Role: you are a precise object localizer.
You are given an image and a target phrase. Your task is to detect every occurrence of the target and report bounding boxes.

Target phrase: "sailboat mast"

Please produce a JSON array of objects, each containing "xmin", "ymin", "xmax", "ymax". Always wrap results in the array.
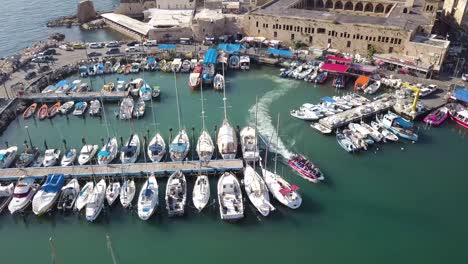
[
  {"xmin": 100, "ymin": 93, "xmax": 110, "ymax": 139},
  {"xmin": 200, "ymin": 75, "xmax": 206, "ymax": 131},
  {"xmin": 174, "ymin": 71, "xmax": 182, "ymax": 131},
  {"xmin": 222, "ymin": 62, "xmax": 227, "ymax": 121},
  {"xmin": 253, "ymin": 96, "xmax": 258, "ymax": 171},
  {"xmin": 274, "ymin": 114, "xmax": 280, "ymax": 175}
]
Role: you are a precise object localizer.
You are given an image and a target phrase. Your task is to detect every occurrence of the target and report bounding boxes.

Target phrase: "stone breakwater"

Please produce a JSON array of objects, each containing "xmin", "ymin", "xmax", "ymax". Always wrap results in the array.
[{"xmin": 47, "ymin": 16, "xmax": 80, "ymax": 28}]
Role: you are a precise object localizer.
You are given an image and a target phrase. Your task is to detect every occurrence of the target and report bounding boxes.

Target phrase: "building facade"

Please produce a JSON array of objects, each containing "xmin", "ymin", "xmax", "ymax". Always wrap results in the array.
[{"xmin": 443, "ymin": 0, "xmax": 468, "ymax": 28}]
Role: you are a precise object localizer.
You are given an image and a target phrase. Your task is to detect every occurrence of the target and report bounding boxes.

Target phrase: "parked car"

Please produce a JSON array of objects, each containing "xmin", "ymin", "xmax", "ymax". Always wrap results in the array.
[
  {"xmin": 32, "ymin": 55, "xmax": 53, "ymax": 63},
  {"xmin": 38, "ymin": 65, "xmax": 51, "ymax": 73},
  {"xmin": 42, "ymin": 48, "xmax": 56, "ymax": 55},
  {"xmin": 125, "ymin": 46, "xmax": 141, "ymax": 53},
  {"xmin": 88, "ymin": 42, "xmax": 101, "ymax": 49},
  {"xmin": 462, "ymin": 73, "xmax": 468, "ymax": 82},
  {"xmin": 72, "ymin": 43, "xmax": 87, "ymax": 49},
  {"xmin": 127, "ymin": 41, "xmax": 139, "ymax": 46},
  {"xmin": 143, "ymin": 40, "xmax": 157, "ymax": 47},
  {"xmin": 25, "ymin": 71, "xmax": 37, "ymax": 80},
  {"xmin": 106, "ymin": 41, "xmax": 120, "ymax": 48},
  {"xmin": 88, "ymin": 52, "xmax": 101, "ymax": 57},
  {"xmin": 106, "ymin": 48, "xmax": 121, "ymax": 54}
]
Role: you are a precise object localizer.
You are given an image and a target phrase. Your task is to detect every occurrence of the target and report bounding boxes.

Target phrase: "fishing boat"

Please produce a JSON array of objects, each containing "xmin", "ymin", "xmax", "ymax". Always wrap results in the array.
[
  {"xmin": 311, "ymin": 123, "xmax": 332, "ymax": 134},
  {"xmin": 23, "ymin": 103, "xmax": 37, "ymax": 119},
  {"xmin": 106, "ymin": 181, "xmax": 121, "ymax": 206},
  {"xmin": 240, "ymin": 126, "xmax": 260, "ymax": 162},
  {"xmin": 423, "ymin": 107, "xmax": 449, "ymax": 126},
  {"xmin": 0, "ymin": 146, "xmax": 17, "ymax": 168},
  {"xmin": 42, "ymin": 149, "xmax": 61, "ymax": 167},
  {"xmin": 79, "ymin": 65, "xmax": 88, "ymax": 77},
  {"xmin": 239, "ymin": 56, "xmax": 250, "ymax": 70},
  {"xmin": 229, "ymin": 55, "xmax": 240, "ymax": 69},
  {"xmin": 37, "ymin": 104, "xmax": 48, "ymax": 120},
  {"xmin": 32, "ymin": 174, "xmax": 65, "ymax": 215},
  {"xmin": 124, "ymin": 64, "xmax": 132, "ymax": 74},
  {"xmin": 78, "ymin": 144, "xmax": 98, "ymax": 165},
  {"xmin": 370, "ymin": 121, "xmax": 399, "ymax": 142},
  {"xmin": 46, "ymin": 102, "xmax": 60, "ymax": 119},
  {"xmin": 137, "ymin": 174, "xmax": 158, "ymax": 220},
  {"xmin": 120, "ymin": 134, "xmax": 140, "ymax": 164},
  {"xmin": 0, "ymin": 183, "xmax": 14, "ymax": 213},
  {"xmin": 377, "ymin": 112, "xmax": 418, "ymax": 141},
  {"xmin": 60, "ymin": 148, "xmax": 77, "ymax": 166},
  {"xmin": 165, "ymin": 171, "xmax": 186, "ymax": 217},
  {"xmin": 8, "ymin": 176, "xmax": 39, "ymax": 214},
  {"xmin": 101, "ymin": 82, "xmax": 115, "ymax": 93},
  {"xmin": 112, "ymin": 62, "xmax": 121, "ymax": 73},
  {"xmin": 192, "ymin": 175, "xmax": 210, "ymax": 212},
  {"xmin": 97, "ymin": 137, "xmax": 118, "ymax": 165},
  {"xmin": 213, "ymin": 74, "xmax": 224, "ymax": 91},
  {"xmin": 129, "ymin": 78, "xmax": 144, "ymax": 96},
  {"xmin": 75, "ymin": 181, "xmax": 93, "ymax": 211},
  {"xmin": 57, "ymin": 179, "xmax": 80, "ymax": 211},
  {"xmin": 139, "ymin": 83, "xmax": 152, "ymax": 101},
  {"xmin": 87, "ymin": 64, "xmax": 96, "ymax": 76},
  {"xmin": 360, "ymin": 121, "xmax": 384, "ymax": 142},
  {"xmin": 16, "ymin": 147, "xmax": 39, "ymax": 168},
  {"xmin": 189, "ymin": 72, "xmax": 201, "ymax": 90},
  {"xmin": 120, "ymin": 178, "xmax": 135, "ymax": 208},
  {"xmin": 86, "ymin": 179, "xmax": 106, "ymax": 222},
  {"xmin": 72, "ymin": 102, "xmax": 87, "ymax": 116},
  {"xmin": 449, "ymin": 108, "xmax": 468, "ymax": 128},
  {"xmin": 116, "ymin": 80, "xmax": 128, "ymax": 92},
  {"xmin": 181, "ymin": 59, "xmax": 191, "ymax": 73},
  {"xmin": 218, "ymin": 172, "xmax": 244, "ymax": 220},
  {"xmin": 315, "ymin": 71, "xmax": 328, "ymax": 84},
  {"xmin": 119, "ymin": 97, "xmax": 134, "ymax": 120},
  {"xmin": 148, "ymin": 133, "xmax": 166, "ymax": 163},
  {"xmin": 88, "ymin": 99, "xmax": 101, "ymax": 116},
  {"xmin": 244, "ymin": 165, "xmax": 274, "ymax": 216},
  {"xmin": 132, "ymin": 98, "xmax": 145, "ymax": 118},
  {"xmin": 364, "ymin": 81, "xmax": 381, "ymax": 94},
  {"xmin": 58, "ymin": 101, "xmax": 74, "ymax": 114},
  {"xmin": 54, "ymin": 80, "xmax": 70, "ymax": 93},
  {"xmin": 343, "ymin": 129, "xmax": 367, "ymax": 150},
  {"xmin": 288, "ymin": 154, "xmax": 324, "ymax": 183},
  {"xmin": 42, "ymin": 85, "xmax": 58, "ymax": 94},
  {"xmin": 172, "ymin": 58, "xmax": 182, "ymax": 72}
]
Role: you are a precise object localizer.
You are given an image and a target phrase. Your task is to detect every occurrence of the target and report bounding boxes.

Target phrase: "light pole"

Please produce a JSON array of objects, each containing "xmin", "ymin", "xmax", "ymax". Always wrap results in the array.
[{"xmin": 25, "ymin": 125, "xmax": 33, "ymax": 147}]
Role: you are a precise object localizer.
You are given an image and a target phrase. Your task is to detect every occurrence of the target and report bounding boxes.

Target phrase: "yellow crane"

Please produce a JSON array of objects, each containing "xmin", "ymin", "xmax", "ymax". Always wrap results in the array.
[{"xmin": 401, "ymin": 82, "xmax": 420, "ymax": 114}]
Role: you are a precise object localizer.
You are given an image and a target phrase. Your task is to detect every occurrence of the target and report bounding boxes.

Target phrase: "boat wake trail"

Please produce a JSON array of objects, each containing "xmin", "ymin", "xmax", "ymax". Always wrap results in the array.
[{"xmin": 248, "ymin": 76, "xmax": 297, "ymax": 160}]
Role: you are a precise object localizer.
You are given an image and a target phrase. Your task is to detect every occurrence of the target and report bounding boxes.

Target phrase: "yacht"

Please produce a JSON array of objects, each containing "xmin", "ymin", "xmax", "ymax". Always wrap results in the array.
[
  {"xmin": 165, "ymin": 171, "xmax": 186, "ymax": 217},
  {"xmin": 0, "ymin": 146, "xmax": 17, "ymax": 168},
  {"xmin": 42, "ymin": 149, "xmax": 61, "ymax": 167},
  {"xmin": 32, "ymin": 174, "xmax": 65, "ymax": 215},
  {"xmin": 192, "ymin": 175, "xmax": 210, "ymax": 212},
  {"xmin": 75, "ymin": 181, "xmax": 94, "ymax": 211},
  {"xmin": 120, "ymin": 134, "xmax": 140, "ymax": 164},
  {"xmin": 148, "ymin": 133, "xmax": 166, "ymax": 162},
  {"xmin": 85, "ymin": 179, "xmax": 106, "ymax": 222},
  {"xmin": 244, "ymin": 165, "xmax": 274, "ymax": 216},
  {"xmin": 137, "ymin": 174, "xmax": 158, "ymax": 220},
  {"xmin": 120, "ymin": 178, "xmax": 136, "ymax": 208},
  {"xmin": 60, "ymin": 148, "xmax": 77, "ymax": 166},
  {"xmin": 106, "ymin": 181, "xmax": 121, "ymax": 206},
  {"xmin": 57, "ymin": 179, "xmax": 80, "ymax": 211},
  {"xmin": 97, "ymin": 137, "xmax": 118, "ymax": 165},
  {"xmin": 8, "ymin": 176, "xmax": 40, "ymax": 214},
  {"xmin": 217, "ymin": 172, "xmax": 244, "ymax": 220},
  {"xmin": 78, "ymin": 144, "xmax": 98, "ymax": 165}
]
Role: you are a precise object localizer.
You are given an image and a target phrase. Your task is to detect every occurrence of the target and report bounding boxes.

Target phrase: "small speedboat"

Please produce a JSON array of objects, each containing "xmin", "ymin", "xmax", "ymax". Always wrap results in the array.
[
  {"xmin": 311, "ymin": 123, "xmax": 332, "ymax": 134},
  {"xmin": 43, "ymin": 149, "xmax": 60, "ymax": 167},
  {"xmin": 32, "ymin": 174, "xmax": 65, "ymax": 215},
  {"xmin": 119, "ymin": 97, "xmax": 134, "ymax": 120},
  {"xmin": 138, "ymin": 174, "xmax": 158, "ymax": 220},
  {"xmin": 60, "ymin": 148, "xmax": 77, "ymax": 166},
  {"xmin": 37, "ymin": 104, "xmax": 48, "ymax": 120},
  {"xmin": 0, "ymin": 183, "xmax": 14, "ymax": 213},
  {"xmin": 86, "ymin": 179, "xmax": 106, "ymax": 222},
  {"xmin": 78, "ymin": 144, "xmax": 98, "ymax": 165},
  {"xmin": 88, "ymin": 99, "xmax": 101, "ymax": 116},
  {"xmin": 139, "ymin": 83, "xmax": 152, "ymax": 101},
  {"xmin": 165, "ymin": 171, "xmax": 186, "ymax": 217},
  {"xmin": 75, "ymin": 181, "xmax": 94, "ymax": 211},
  {"xmin": 106, "ymin": 181, "xmax": 121, "ymax": 206},
  {"xmin": 132, "ymin": 98, "xmax": 145, "ymax": 118},
  {"xmin": 240, "ymin": 126, "xmax": 260, "ymax": 162},
  {"xmin": 288, "ymin": 154, "xmax": 324, "ymax": 183},
  {"xmin": 218, "ymin": 172, "xmax": 244, "ymax": 220},
  {"xmin": 213, "ymin": 74, "xmax": 224, "ymax": 91},
  {"xmin": 120, "ymin": 134, "xmax": 140, "ymax": 164},
  {"xmin": 244, "ymin": 165, "xmax": 274, "ymax": 217},
  {"xmin": 120, "ymin": 178, "xmax": 135, "ymax": 208},
  {"xmin": 59, "ymin": 101, "xmax": 74, "ymax": 115},
  {"xmin": 423, "ymin": 107, "xmax": 448, "ymax": 126},
  {"xmin": 0, "ymin": 146, "xmax": 18, "ymax": 169},
  {"xmin": 23, "ymin": 103, "xmax": 37, "ymax": 119},
  {"xmin": 192, "ymin": 175, "xmax": 210, "ymax": 212},
  {"xmin": 73, "ymin": 102, "xmax": 88, "ymax": 116},
  {"xmin": 148, "ymin": 133, "xmax": 166, "ymax": 162},
  {"xmin": 8, "ymin": 176, "xmax": 40, "ymax": 214},
  {"xmin": 97, "ymin": 137, "xmax": 118, "ymax": 165},
  {"xmin": 47, "ymin": 102, "xmax": 61, "ymax": 118},
  {"xmin": 54, "ymin": 80, "xmax": 70, "ymax": 93},
  {"xmin": 57, "ymin": 179, "xmax": 80, "ymax": 211},
  {"xmin": 364, "ymin": 81, "xmax": 381, "ymax": 94}
]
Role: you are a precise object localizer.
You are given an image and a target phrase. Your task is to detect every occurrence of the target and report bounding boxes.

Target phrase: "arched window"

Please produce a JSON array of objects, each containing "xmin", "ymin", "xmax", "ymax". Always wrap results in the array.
[
  {"xmin": 316, "ymin": 0, "xmax": 324, "ymax": 8},
  {"xmin": 375, "ymin": 3, "xmax": 384, "ymax": 13},
  {"xmin": 385, "ymin": 5, "xmax": 392, "ymax": 13},
  {"xmin": 355, "ymin": 2, "xmax": 363, "ymax": 11},
  {"xmin": 325, "ymin": 0, "xmax": 333, "ymax": 8},
  {"xmin": 335, "ymin": 1, "xmax": 343, "ymax": 9},
  {"xmin": 403, "ymin": 7, "xmax": 408, "ymax": 14},
  {"xmin": 364, "ymin": 3, "xmax": 373, "ymax": 12},
  {"xmin": 344, "ymin": 1, "xmax": 353, "ymax": 10}
]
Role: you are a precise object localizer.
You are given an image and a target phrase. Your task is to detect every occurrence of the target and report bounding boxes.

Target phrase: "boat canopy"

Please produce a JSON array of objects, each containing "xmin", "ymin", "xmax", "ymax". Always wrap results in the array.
[
  {"xmin": 98, "ymin": 150, "xmax": 111, "ymax": 157},
  {"xmin": 394, "ymin": 117, "xmax": 413, "ymax": 128},
  {"xmin": 55, "ymin": 80, "xmax": 69, "ymax": 87},
  {"xmin": 267, "ymin": 48, "xmax": 292, "ymax": 57},
  {"xmin": 217, "ymin": 44, "xmax": 245, "ymax": 54},
  {"xmin": 326, "ymin": 55, "xmax": 352, "ymax": 64},
  {"xmin": 451, "ymin": 88, "xmax": 468, "ymax": 103},
  {"xmin": 75, "ymin": 102, "xmax": 85, "ymax": 107},
  {"xmin": 122, "ymin": 146, "xmax": 137, "ymax": 153},
  {"xmin": 320, "ymin": 63, "xmax": 349, "ymax": 73},
  {"xmin": 158, "ymin": 44, "xmax": 176, "ymax": 50},
  {"xmin": 140, "ymin": 86, "xmax": 152, "ymax": 92},
  {"xmin": 321, "ymin": 96, "xmax": 335, "ymax": 103},
  {"xmin": 0, "ymin": 154, "xmax": 5, "ymax": 161},
  {"xmin": 147, "ymin": 57, "xmax": 156, "ymax": 63},
  {"xmin": 149, "ymin": 144, "xmax": 163, "ymax": 153},
  {"xmin": 203, "ymin": 49, "xmax": 218, "ymax": 65},
  {"xmin": 42, "ymin": 174, "xmax": 65, "ymax": 193},
  {"xmin": 169, "ymin": 143, "xmax": 188, "ymax": 153}
]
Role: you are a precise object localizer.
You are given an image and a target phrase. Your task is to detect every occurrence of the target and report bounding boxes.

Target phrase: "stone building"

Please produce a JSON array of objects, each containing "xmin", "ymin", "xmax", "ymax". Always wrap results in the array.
[
  {"xmin": 115, "ymin": 0, "xmax": 196, "ymax": 17},
  {"xmin": 442, "ymin": 0, "xmax": 468, "ymax": 28}
]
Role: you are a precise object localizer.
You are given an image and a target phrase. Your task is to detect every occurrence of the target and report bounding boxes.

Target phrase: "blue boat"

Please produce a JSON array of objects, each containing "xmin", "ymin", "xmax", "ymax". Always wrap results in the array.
[
  {"xmin": 79, "ymin": 65, "xmax": 87, "ymax": 77},
  {"xmin": 87, "ymin": 64, "xmax": 95, "ymax": 76},
  {"xmin": 378, "ymin": 112, "xmax": 418, "ymax": 141},
  {"xmin": 97, "ymin": 63, "xmax": 104, "ymax": 75},
  {"xmin": 32, "ymin": 174, "xmax": 65, "ymax": 215},
  {"xmin": 202, "ymin": 49, "xmax": 217, "ymax": 84}
]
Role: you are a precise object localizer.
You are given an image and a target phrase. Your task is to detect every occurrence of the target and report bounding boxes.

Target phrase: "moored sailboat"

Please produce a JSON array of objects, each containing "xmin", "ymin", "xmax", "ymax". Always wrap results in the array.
[
  {"xmin": 192, "ymin": 175, "xmax": 210, "ymax": 212},
  {"xmin": 137, "ymin": 174, "xmax": 158, "ymax": 220},
  {"xmin": 244, "ymin": 165, "xmax": 274, "ymax": 216}
]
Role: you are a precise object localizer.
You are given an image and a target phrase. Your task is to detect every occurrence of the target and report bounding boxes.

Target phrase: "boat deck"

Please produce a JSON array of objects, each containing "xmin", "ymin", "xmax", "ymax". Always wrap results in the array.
[
  {"xmin": 20, "ymin": 91, "xmax": 129, "ymax": 103},
  {"xmin": 0, "ymin": 159, "xmax": 244, "ymax": 181}
]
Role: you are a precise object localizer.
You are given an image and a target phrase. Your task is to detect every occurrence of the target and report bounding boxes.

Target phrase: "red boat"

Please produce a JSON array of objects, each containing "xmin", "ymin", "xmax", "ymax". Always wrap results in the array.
[
  {"xmin": 48, "ymin": 102, "xmax": 61, "ymax": 118},
  {"xmin": 37, "ymin": 104, "xmax": 48, "ymax": 120},
  {"xmin": 423, "ymin": 107, "xmax": 448, "ymax": 126},
  {"xmin": 23, "ymin": 103, "xmax": 37, "ymax": 119},
  {"xmin": 449, "ymin": 109, "xmax": 468, "ymax": 128},
  {"xmin": 287, "ymin": 154, "xmax": 324, "ymax": 183},
  {"xmin": 193, "ymin": 64, "xmax": 202, "ymax": 73},
  {"xmin": 189, "ymin": 64, "xmax": 202, "ymax": 90}
]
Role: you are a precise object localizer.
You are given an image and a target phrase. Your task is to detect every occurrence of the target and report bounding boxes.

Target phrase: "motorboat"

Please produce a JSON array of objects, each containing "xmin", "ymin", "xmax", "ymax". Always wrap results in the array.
[
  {"xmin": 311, "ymin": 123, "xmax": 332, "ymax": 134},
  {"xmin": 79, "ymin": 65, "xmax": 87, "ymax": 77},
  {"xmin": 23, "ymin": 103, "xmax": 37, "ymax": 119},
  {"xmin": 288, "ymin": 154, "xmax": 324, "ymax": 183},
  {"xmin": 32, "ymin": 174, "xmax": 65, "ymax": 215},
  {"xmin": 120, "ymin": 178, "xmax": 135, "ymax": 208},
  {"xmin": 70, "ymin": 80, "xmax": 82, "ymax": 92},
  {"xmin": 336, "ymin": 130, "xmax": 357, "ymax": 152},
  {"xmin": 115, "ymin": 80, "xmax": 128, "ymax": 92},
  {"xmin": 59, "ymin": 101, "xmax": 74, "ymax": 114},
  {"xmin": 377, "ymin": 112, "xmax": 418, "ymax": 141},
  {"xmin": 152, "ymin": 87, "xmax": 160, "ymax": 98},
  {"xmin": 172, "ymin": 58, "xmax": 182, "ymax": 72},
  {"xmin": 58, "ymin": 148, "xmax": 76, "ymax": 167},
  {"xmin": 42, "ymin": 85, "xmax": 57, "ymax": 94},
  {"xmin": 16, "ymin": 147, "xmax": 39, "ymax": 168},
  {"xmin": 146, "ymin": 57, "xmax": 157, "ymax": 71},
  {"xmin": 244, "ymin": 165, "xmax": 274, "ymax": 216},
  {"xmin": 332, "ymin": 74, "xmax": 345, "ymax": 89},
  {"xmin": 86, "ymin": 179, "xmax": 106, "ymax": 222},
  {"xmin": 189, "ymin": 72, "xmax": 201, "ymax": 90},
  {"xmin": 97, "ymin": 137, "xmax": 118, "ymax": 165},
  {"xmin": 370, "ymin": 121, "xmax": 399, "ymax": 142},
  {"xmin": 124, "ymin": 64, "xmax": 132, "ymax": 74},
  {"xmin": 139, "ymin": 83, "xmax": 153, "ymax": 101},
  {"xmin": 202, "ymin": 63, "xmax": 215, "ymax": 84},
  {"xmin": 360, "ymin": 121, "xmax": 384, "ymax": 142},
  {"xmin": 57, "ymin": 179, "xmax": 80, "ymax": 211},
  {"xmin": 119, "ymin": 97, "xmax": 134, "ymax": 120},
  {"xmin": 290, "ymin": 108, "xmax": 323, "ymax": 121},
  {"xmin": 196, "ymin": 130, "xmax": 214, "ymax": 162},
  {"xmin": 348, "ymin": 123, "xmax": 376, "ymax": 144},
  {"xmin": 96, "ymin": 63, "xmax": 104, "ymax": 75},
  {"xmin": 88, "ymin": 99, "xmax": 101, "ymax": 116},
  {"xmin": 218, "ymin": 172, "xmax": 244, "ymax": 220},
  {"xmin": 120, "ymin": 134, "xmax": 140, "ymax": 164},
  {"xmin": 240, "ymin": 126, "xmax": 260, "ymax": 162},
  {"xmin": 181, "ymin": 59, "xmax": 191, "ymax": 73},
  {"xmin": 449, "ymin": 108, "xmax": 468, "ymax": 128},
  {"xmin": 165, "ymin": 171, "xmax": 186, "ymax": 217},
  {"xmin": 365, "ymin": 81, "xmax": 381, "ymax": 94},
  {"xmin": 239, "ymin": 56, "xmax": 250, "ymax": 70},
  {"xmin": 104, "ymin": 61, "xmax": 113, "ymax": 74},
  {"xmin": 169, "ymin": 130, "xmax": 190, "ymax": 161},
  {"xmin": 423, "ymin": 107, "xmax": 449, "ymax": 126},
  {"xmin": 217, "ymin": 120, "xmax": 238, "ymax": 159},
  {"xmin": 343, "ymin": 129, "xmax": 368, "ymax": 150},
  {"xmin": 192, "ymin": 175, "xmax": 210, "ymax": 212},
  {"xmin": 54, "ymin": 80, "xmax": 70, "ymax": 93},
  {"xmin": 190, "ymin": 59, "xmax": 198, "ymax": 70},
  {"xmin": 128, "ymin": 78, "xmax": 144, "ymax": 96},
  {"xmin": 213, "ymin": 74, "xmax": 224, "ymax": 91},
  {"xmin": 8, "ymin": 176, "xmax": 39, "ymax": 214},
  {"xmin": 148, "ymin": 133, "xmax": 166, "ymax": 162},
  {"xmin": 75, "ymin": 181, "xmax": 93, "ymax": 211},
  {"xmin": 101, "ymin": 83, "xmax": 114, "ymax": 93},
  {"xmin": 112, "ymin": 62, "xmax": 121, "ymax": 73},
  {"xmin": 37, "ymin": 104, "xmax": 48, "ymax": 120},
  {"xmin": 229, "ymin": 55, "xmax": 240, "ymax": 69},
  {"xmin": 78, "ymin": 144, "xmax": 98, "ymax": 165},
  {"xmin": 137, "ymin": 174, "xmax": 158, "ymax": 220},
  {"xmin": 130, "ymin": 62, "xmax": 140, "ymax": 73},
  {"xmin": 315, "ymin": 71, "xmax": 328, "ymax": 84},
  {"xmin": 47, "ymin": 102, "xmax": 60, "ymax": 118},
  {"xmin": 106, "ymin": 181, "xmax": 121, "ymax": 206},
  {"xmin": 87, "ymin": 64, "xmax": 96, "ymax": 76},
  {"xmin": 0, "ymin": 183, "xmax": 14, "ymax": 213},
  {"xmin": 43, "ymin": 149, "xmax": 61, "ymax": 167},
  {"xmin": 0, "ymin": 146, "xmax": 18, "ymax": 168},
  {"xmin": 132, "ymin": 98, "xmax": 145, "ymax": 118},
  {"xmin": 72, "ymin": 102, "xmax": 88, "ymax": 116}
]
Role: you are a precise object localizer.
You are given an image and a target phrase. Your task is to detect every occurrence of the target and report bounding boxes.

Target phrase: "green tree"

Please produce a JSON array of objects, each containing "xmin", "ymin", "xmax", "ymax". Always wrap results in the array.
[{"xmin": 367, "ymin": 44, "xmax": 376, "ymax": 58}]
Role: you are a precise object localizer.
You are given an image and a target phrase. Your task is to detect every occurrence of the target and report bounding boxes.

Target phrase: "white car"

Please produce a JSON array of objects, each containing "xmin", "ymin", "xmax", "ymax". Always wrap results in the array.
[
  {"xmin": 125, "ymin": 46, "xmax": 141, "ymax": 53},
  {"xmin": 462, "ymin": 73, "xmax": 468, "ymax": 82},
  {"xmin": 106, "ymin": 41, "xmax": 120, "ymax": 48},
  {"xmin": 59, "ymin": 45, "xmax": 73, "ymax": 51},
  {"xmin": 88, "ymin": 42, "xmax": 101, "ymax": 49},
  {"xmin": 143, "ymin": 40, "xmax": 157, "ymax": 47}
]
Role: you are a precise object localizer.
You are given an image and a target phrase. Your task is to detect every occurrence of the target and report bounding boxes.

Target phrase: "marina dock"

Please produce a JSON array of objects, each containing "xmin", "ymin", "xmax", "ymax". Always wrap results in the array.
[
  {"xmin": 21, "ymin": 91, "xmax": 129, "ymax": 103},
  {"xmin": 0, "ymin": 159, "xmax": 244, "ymax": 181}
]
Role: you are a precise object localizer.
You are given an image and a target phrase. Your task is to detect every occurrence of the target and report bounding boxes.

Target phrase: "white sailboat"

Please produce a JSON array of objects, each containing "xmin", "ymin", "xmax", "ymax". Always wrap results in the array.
[
  {"xmin": 192, "ymin": 175, "xmax": 210, "ymax": 212},
  {"xmin": 217, "ymin": 172, "xmax": 244, "ymax": 220},
  {"xmin": 106, "ymin": 181, "xmax": 121, "ymax": 206},
  {"xmin": 75, "ymin": 181, "xmax": 94, "ymax": 211},
  {"xmin": 8, "ymin": 176, "xmax": 40, "ymax": 214},
  {"xmin": 137, "ymin": 174, "xmax": 158, "ymax": 220},
  {"xmin": 86, "ymin": 179, "xmax": 106, "ymax": 222},
  {"xmin": 196, "ymin": 79, "xmax": 214, "ymax": 162},
  {"xmin": 244, "ymin": 165, "xmax": 274, "ymax": 216},
  {"xmin": 217, "ymin": 63, "xmax": 238, "ymax": 159},
  {"xmin": 148, "ymin": 133, "xmax": 166, "ymax": 162},
  {"xmin": 120, "ymin": 178, "xmax": 136, "ymax": 208},
  {"xmin": 60, "ymin": 148, "xmax": 77, "ymax": 166},
  {"xmin": 169, "ymin": 72, "xmax": 190, "ymax": 161},
  {"xmin": 120, "ymin": 134, "xmax": 140, "ymax": 164},
  {"xmin": 165, "ymin": 170, "xmax": 186, "ymax": 217},
  {"xmin": 97, "ymin": 138, "xmax": 118, "ymax": 165},
  {"xmin": 78, "ymin": 144, "xmax": 98, "ymax": 165}
]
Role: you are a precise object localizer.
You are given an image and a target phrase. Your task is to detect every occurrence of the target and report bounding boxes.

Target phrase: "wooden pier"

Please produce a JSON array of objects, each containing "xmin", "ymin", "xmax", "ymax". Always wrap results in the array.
[
  {"xmin": 20, "ymin": 91, "xmax": 129, "ymax": 103},
  {"xmin": 0, "ymin": 159, "xmax": 244, "ymax": 181}
]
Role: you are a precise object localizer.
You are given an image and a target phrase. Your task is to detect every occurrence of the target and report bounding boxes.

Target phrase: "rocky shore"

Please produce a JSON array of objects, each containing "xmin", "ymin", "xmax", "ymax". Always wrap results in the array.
[{"xmin": 47, "ymin": 16, "xmax": 80, "ymax": 28}]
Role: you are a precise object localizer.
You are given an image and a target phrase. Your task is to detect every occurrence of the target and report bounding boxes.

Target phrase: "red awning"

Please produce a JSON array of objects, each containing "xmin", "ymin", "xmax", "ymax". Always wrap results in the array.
[
  {"xmin": 326, "ymin": 55, "xmax": 352, "ymax": 64},
  {"xmin": 320, "ymin": 63, "xmax": 349, "ymax": 73}
]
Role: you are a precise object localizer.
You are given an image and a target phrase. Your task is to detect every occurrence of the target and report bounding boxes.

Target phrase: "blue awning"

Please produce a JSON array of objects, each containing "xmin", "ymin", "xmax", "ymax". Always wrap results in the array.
[
  {"xmin": 98, "ymin": 150, "xmax": 110, "ymax": 157},
  {"xmin": 321, "ymin": 96, "xmax": 335, "ymax": 103},
  {"xmin": 158, "ymin": 44, "xmax": 176, "ymax": 50},
  {"xmin": 217, "ymin": 44, "xmax": 245, "ymax": 54},
  {"xmin": 147, "ymin": 57, "xmax": 156, "ymax": 63},
  {"xmin": 452, "ymin": 88, "xmax": 468, "ymax": 103},
  {"xmin": 56, "ymin": 80, "xmax": 69, "ymax": 87},
  {"xmin": 169, "ymin": 143, "xmax": 188, "ymax": 153},
  {"xmin": 267, "ymin": 48, "xmax": 292, "ymax": 57},
  {"xmin": 203, "ymin": 49, "xmax": 218, "ymax": 65}
]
